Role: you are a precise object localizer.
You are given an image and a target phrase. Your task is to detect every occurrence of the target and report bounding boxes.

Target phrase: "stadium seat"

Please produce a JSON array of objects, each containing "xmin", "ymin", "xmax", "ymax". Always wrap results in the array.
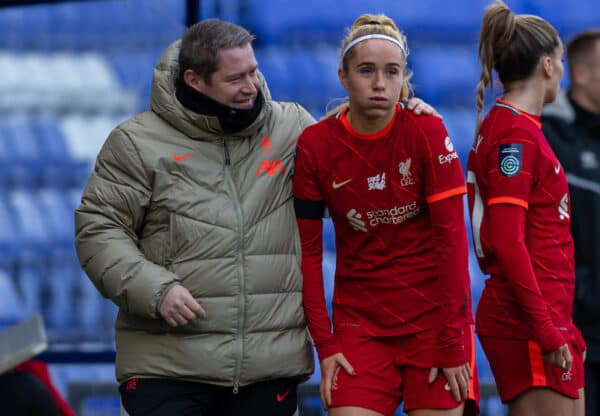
[
  {"xmin": 46, "ymin": 260, "xmax": 78, "ymax": 332},
  {"xmin": 0, "ymin": 269, "xmax": 26, "ymax": 328},
  {"xmin": 0, "ymin": 116, "xmax": 44, "ymax": 189},
  {"xmin": 410, "ymin": 47, "xmax": 480, "ymax": 107},
  {"xmin": 527, "ymin": 0, "xmax": 600, "ymax": 40},
  {"xmin": 8, "ymin": 190, "xmax": 52, "ymax": 321},
  {"xmin": 241, "ymin": 0, "xmax": 490, "ymax": 47},
  {"xmin": 9, "ymin": 190, "xmax": 51, "ymax": 257},
  {"xmin": 322, "ymin": 218, "xmax": 336, "ymax": 252},
  {"xmin": 0, "ymin": 196, "xmax": 18, "ymax": 270},
  {"xmin": 38, "ymin": 189, "xmax": 75, "ymax": 250},
  {"xmin": 0, "ymin": 0, "xmax": 184, "ymax": 51},
  {"xmin": 80, "ymin": 395, "xmax": 122, "ymax": 416},
  {"xmin": 440, "ymin": 108, "xmax": 477, "ymax": 170},
  {"xmin": 322, "ymin": 250, "xmax": 336, "ymax": 316}
]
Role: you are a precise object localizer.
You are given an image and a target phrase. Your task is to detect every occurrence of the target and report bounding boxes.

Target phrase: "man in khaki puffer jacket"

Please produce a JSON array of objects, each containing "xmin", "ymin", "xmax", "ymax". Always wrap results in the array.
[{"xmin": 75, "ymin": 19, "xmax": 314, "ymax": 416}]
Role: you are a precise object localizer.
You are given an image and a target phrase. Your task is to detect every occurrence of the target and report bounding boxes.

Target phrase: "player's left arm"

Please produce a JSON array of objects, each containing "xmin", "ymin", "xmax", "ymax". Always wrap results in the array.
[
  {"xmin": 419, "ymin": 117, "xmax": 471, "ymax": 366},
  {"xmin": 419, "ymin": 118, "xmax": 472, "ymax": 402}
]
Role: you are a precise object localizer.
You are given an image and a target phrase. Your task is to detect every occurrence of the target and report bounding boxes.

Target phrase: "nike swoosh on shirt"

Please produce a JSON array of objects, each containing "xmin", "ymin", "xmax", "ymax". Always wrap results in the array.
[
  {"xmin": 554, "ymin": 164, "xmax": 561, "ymax": 174},
  {"xmin": 332, "ymin": 178, "xmax": 352, "ymax": 189}
]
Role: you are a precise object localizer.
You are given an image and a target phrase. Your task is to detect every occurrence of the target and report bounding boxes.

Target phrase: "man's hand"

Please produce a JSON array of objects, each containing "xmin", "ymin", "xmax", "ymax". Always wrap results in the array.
[
  {"xmin": 403, "ymin": 97, "xmax": 441, "ymax": 118},
  {"xmin": 429, "ymin": 363, "xmax": 471, "ymax": 402},
  {"xmin": 159, "ymin": 285, "xmax": 206, "ymax": 327}
]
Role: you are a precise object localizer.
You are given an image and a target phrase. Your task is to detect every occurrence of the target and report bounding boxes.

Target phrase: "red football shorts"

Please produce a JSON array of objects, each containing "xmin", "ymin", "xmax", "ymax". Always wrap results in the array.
[
  {"xmin": 478, "ymin": 335, "xmax": 585, "ymax": 403},
  {"xmin": 330, "ymin": 327, "xmax": 479, "ymax": 416}
]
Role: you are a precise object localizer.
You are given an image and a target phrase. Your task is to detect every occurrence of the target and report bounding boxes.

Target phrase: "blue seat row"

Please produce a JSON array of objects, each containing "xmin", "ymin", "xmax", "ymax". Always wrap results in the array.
[
  {"xmin": 0, "ymin": 189, "xmax": 115, "ymax": 340},
  {"xmin": 0, "ymin": 0, "xmax": 184, "ymax": 51},
  {"xmin": 241, "ymin": 0, "xmax": 491, "ymax": 47},
  {"xmin": 255, "ymin": 45, "xmax": 482, "ymax": 115},
  {"xmin": 0, "ymin": 116, "xmax": 90, "ymax": 190},
  {"xmin": 240, "ymin": 0, "xmax": 598, "ymax": 47}
]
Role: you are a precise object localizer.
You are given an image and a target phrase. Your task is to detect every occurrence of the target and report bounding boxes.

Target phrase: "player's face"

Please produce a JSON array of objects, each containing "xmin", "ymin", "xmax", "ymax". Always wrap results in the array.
[
  {"xmin": 544, "ymin": 43, "xmax": 564, "ymax": 104},
  {"xmin": 195, "ymin": 43, "xmax": 260, "ymax": 110},
  {"xmin": 339, "ymin": 39, "xmax": 405, "ymax": 121}
]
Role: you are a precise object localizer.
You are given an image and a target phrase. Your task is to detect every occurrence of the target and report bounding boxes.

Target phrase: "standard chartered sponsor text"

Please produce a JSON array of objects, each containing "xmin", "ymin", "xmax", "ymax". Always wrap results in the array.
[{"xmin": 366, "ymin": 201, "xmax": 420, "ymax": 226}]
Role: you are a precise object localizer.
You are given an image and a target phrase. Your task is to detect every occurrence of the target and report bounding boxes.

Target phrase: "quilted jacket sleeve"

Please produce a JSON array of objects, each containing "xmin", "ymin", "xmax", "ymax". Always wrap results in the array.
[{"xmin": 74, "ymin": 127, "xmax": 180, "ymax": 319}]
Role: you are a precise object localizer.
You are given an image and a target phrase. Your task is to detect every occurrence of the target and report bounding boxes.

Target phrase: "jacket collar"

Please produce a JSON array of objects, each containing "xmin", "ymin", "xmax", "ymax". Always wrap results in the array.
[
  {"xmin": 150, "ymin": 40, "xmax": 271, "ymax": 140},
  {"xmin": 175, "ymin": 76, "xmax": 264, "ymax": 134}
]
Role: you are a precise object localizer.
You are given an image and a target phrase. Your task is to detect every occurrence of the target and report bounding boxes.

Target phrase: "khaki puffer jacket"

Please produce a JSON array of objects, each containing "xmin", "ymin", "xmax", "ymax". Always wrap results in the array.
[{"xmin": 75, "ymin": 41, "xmax": 315, "ymax": 386}]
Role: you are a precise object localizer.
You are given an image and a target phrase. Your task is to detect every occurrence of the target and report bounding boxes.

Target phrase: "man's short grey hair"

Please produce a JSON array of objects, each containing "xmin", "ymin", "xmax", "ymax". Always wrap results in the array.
[{"xmin": 179, "ymin": 18, "xmax": 255, "ymax": 84}]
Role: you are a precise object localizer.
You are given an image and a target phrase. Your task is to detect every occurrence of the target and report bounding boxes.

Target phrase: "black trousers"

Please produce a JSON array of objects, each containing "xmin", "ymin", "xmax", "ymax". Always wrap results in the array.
[
  {"xmin": 585, "ymin": 361, "xmax": 599, "ymax": 416},
  {"xmin": 120, "ymin": 377, "xmax": 299, "ymax": 416}
]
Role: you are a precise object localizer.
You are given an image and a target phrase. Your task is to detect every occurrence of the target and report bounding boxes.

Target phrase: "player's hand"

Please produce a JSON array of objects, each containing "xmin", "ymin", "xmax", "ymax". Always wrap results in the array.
[
  {"xmin": 543, "ymin": 344, "xmax": 572, "ymax": 370},
  {"xmin": 402, "ymin": 97, "xmax": 441, "ymax": 118},
  {"xmin": 319, "ymin": 352, "xmax": 355, "ymax": 410},
  {"xmin": 159, "ymin": 285, "xmax": 206, "ymax": 327},
  {"xmin": 429, "ymin": 362, "xmax": 471, "ymax": 402}
]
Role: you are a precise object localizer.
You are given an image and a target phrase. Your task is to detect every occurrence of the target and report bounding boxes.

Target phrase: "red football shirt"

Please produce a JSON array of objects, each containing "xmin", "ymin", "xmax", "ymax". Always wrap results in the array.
[
  {"xmin": 466, "ymin": 99, "xmax": 582, "ymax": 352},
  {"xmin": 294, "ymin": 104, "xmax": 472, "ymax": 366}
]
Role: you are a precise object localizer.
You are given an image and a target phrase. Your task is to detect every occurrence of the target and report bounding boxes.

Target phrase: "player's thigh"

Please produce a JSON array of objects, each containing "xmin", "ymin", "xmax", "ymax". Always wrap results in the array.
[
  {"xmin": 575, "ymin": 387, "xmax": 585, "ymax": 416},
  {"xmin": 407, "ymin": 404, "xmax": 464, "ymax": 416},
  {"xmin": 509, "ymin": 387, "xmax": 578, "ymax": 416},
  {"xmin": 329, "ymin": 406, "xmax": 386, "ymax": 416}
]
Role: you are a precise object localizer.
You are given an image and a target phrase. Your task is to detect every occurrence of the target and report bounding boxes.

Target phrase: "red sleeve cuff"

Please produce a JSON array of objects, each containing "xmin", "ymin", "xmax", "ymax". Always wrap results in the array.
[
  {"xmin": 314, "ymin": 338, "xmax": 342, "ymax": 363},
  {"xmin": 434, "ymin": 326, "xmax": 467, "ymax": 368},
  {"xmin": 538, "ymin": 327, "xmax": 566, "ymax": 355}
]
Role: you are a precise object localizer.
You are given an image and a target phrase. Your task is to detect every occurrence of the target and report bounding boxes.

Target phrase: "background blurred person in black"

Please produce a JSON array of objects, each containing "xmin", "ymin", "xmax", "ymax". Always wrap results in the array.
[{"xmin": 543, "ymin": 28, "xmax": 600, "ymax": 416}]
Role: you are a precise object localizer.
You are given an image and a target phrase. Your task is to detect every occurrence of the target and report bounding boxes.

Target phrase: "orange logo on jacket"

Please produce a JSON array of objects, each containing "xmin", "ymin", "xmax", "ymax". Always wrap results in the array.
[
  {"xmin": 261, "ymin": 135, "xmax": 273, "ymax": 155},
  {"xmin": 256, "ymin": 159, "xmax": 285, "ymax": 177}
]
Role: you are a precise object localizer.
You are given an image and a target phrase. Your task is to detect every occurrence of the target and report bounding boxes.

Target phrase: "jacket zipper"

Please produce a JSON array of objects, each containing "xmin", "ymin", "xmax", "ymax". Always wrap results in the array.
[
  {"xmin": 165, "ymin": 211, "xmax": 175, "ymax": 269},
  {"xmin": 223, "ymin": 138, "xmax": 245, "ymax": 394}
]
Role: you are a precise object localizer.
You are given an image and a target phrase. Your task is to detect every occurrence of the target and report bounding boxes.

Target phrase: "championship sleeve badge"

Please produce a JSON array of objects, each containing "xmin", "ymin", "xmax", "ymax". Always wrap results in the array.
[{"xmin": 498, "ymin": 144, "xmax": 522, "ymax": 176}]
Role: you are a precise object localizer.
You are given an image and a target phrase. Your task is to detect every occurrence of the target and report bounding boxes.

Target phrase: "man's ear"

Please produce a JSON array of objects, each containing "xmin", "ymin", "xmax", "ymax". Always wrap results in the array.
[{"xmin": 183, "ymin": 69, "xmax": 205, "ymax": 93}]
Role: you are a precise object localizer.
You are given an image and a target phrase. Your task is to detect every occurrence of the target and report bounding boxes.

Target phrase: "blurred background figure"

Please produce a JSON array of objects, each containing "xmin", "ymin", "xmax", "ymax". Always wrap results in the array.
[{"xmin": 542, "ymin": 28, "xmax": 600, "ymax": 416}]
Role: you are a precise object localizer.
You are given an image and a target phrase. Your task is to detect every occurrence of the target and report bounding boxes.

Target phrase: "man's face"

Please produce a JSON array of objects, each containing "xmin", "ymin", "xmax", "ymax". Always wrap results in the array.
[
  {"xmin": 193, "ymin": 43, "xmax": 260, "ymax": 110},
  {"xmin": 573, "ymin": 40, "xmax": 600, "ymax": 114}
]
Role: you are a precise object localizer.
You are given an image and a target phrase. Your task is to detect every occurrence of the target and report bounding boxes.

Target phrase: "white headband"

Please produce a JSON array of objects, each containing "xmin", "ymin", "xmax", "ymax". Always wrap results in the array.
[{"xmin": 340, "ymin": 34, "xmax": 407, "ymax": 62}]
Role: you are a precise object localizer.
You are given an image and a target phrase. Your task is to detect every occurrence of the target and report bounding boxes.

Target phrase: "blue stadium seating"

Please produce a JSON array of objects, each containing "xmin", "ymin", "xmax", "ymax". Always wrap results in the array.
[
  {"xmin": 80, "ymin": 395, "xmax": 122, "ymax": 416},
  {"xmin": 440, "ymin": 108, "xmax": 478, "ymax": 170},
  {"xmin": 322, "ymin": 218, "xmax": 336, "ymax": 252},
  {"xmin": 524, "ymin": 0, "xmax": 600, "ymax": 39},
  {"xmin": 0, "ymin": 195, "xmax": 18, "ymax": 270},
  {"xmin": 0, "ymin": 0, "xmax": 184, "ymax": 51},
  {"xmin": 241, "ymin": 0, "xmax": 491, "ymax": 47},
  {"xmin": 0, "ymin": 116, "xmax": 45, "ymax": 189},
  {"xmin": 106, "ymin": 49, "xmax": 163, "ymax": 112},
  {"xmin": 322, "ymin": 250, "xmax": 336, "ymax": 316},
  {"xmin": 0, "ymin": 269, "xmax": 26, "ymax": 328},
  {"xmin": 9, "ymin": 190, "xmax": 52, "ymax": 259},
  {"xmin": 410, "ymin": 47, "xmax": 480, "ymax": 107}
]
